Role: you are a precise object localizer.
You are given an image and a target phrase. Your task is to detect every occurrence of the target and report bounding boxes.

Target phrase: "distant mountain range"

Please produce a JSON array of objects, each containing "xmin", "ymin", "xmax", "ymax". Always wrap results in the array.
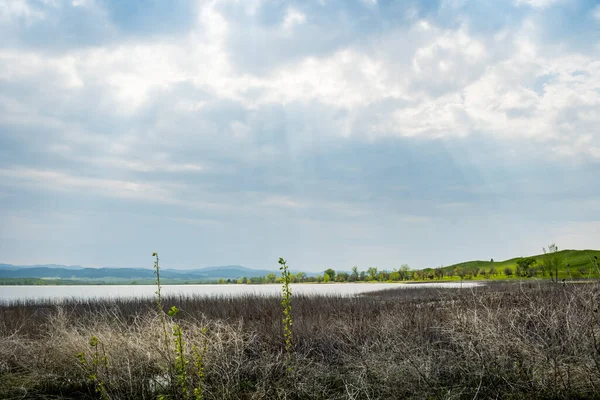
[
  {"xmin": 0, "ymin": 264, "xmax": 280, "ymax": 281},
  {"xmin": 0, "ymin": 264, "xmax": 86, "ymax": 270}
]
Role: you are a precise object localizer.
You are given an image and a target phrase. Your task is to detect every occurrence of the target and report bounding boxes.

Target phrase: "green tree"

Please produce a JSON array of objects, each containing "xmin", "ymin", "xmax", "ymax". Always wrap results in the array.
[
  {"xmin": 376, "ymin": 270, "xmax": 389, "ymax": 282},
  {"xmin": 336, "ymin": 272, "xmax": 349, "ymax": 282},
  {"xmin": 324, "ymin": 268, "xmax": 336, "ymax": 281},
  {"xmin": 323, "ymin": 273, "xmax": 331, "ymax": 283},
  {"xmin": 351, "ymin": 266, "xmax": 359, "ymax": 282},
  {"xmin": 454, "ymin": 267, "xmax": 466, "ymax": 281},
  {"xmin": 296, "ymin": 272, "xmax": 306, "ymax": 282},
  {"xmin": 266, "ymin": 273, "xmax": 277, "ymax": 283},
  {"xmin": 367, "ymin": 267, "xmax": 378, "ymax": 281},
  {"xmin": 400, "ymin": 264, "xmax": 411, "ymax": 281},
  {"xmin": 542, "ymin": 243, "xmax": 561, "ymax": 283},
  {"xmin": 516, "ymin": 257, "xmax": 537, "ymax": 277}
]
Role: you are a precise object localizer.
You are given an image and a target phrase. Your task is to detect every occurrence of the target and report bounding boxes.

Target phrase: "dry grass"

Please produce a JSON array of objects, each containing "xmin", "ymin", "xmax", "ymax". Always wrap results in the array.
[{"xmin": 2, "ymin": 281, "xmax": 600, "ymax": 399}]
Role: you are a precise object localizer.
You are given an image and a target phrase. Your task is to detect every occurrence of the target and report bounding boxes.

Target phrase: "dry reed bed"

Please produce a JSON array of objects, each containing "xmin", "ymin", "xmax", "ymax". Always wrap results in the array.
[{"xmin": 1, "ymin": 282, "xmax": 600, "ymax": 399}]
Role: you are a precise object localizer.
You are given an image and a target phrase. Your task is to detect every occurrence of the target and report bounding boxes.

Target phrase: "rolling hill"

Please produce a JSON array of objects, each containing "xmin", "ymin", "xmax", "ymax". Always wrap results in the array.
[{"xmin": 430, "ymin": 249, "xmax": 600, "ymax": 275}]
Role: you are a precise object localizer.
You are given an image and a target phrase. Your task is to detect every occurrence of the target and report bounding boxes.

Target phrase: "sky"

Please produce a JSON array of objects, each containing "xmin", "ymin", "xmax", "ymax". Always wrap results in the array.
[{"xmin": 1, "ymin": 0, "xmax": 599, "ymax": 272}]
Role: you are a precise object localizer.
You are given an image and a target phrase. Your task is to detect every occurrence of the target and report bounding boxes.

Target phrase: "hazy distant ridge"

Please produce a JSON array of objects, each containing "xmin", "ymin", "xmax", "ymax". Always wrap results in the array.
[
  {"xmin": 0, "ymin": 264, "xmax": 85, "ymax": 270},
  {"xmin": 0, "ymin": 264, "xmax": 276, "ymax": 280}
]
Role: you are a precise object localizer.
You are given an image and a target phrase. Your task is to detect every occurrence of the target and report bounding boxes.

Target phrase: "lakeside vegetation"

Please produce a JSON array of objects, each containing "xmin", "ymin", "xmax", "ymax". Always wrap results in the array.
[{"xmin": 2, "ymin": 279, "xmax": 600, "ymax": 398}]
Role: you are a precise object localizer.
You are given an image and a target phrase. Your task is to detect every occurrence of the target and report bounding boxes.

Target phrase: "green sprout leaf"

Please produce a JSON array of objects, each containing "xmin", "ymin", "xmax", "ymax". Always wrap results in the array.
[{"xmin": 168, "ymin": 305, "xmax": 180, "ymax": 317}]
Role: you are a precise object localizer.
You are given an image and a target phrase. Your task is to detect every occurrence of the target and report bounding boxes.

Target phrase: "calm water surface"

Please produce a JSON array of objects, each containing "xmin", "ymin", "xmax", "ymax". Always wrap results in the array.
[{"xmin": 0, "ymin": 282, "xmax": 482, "ymax": 303}]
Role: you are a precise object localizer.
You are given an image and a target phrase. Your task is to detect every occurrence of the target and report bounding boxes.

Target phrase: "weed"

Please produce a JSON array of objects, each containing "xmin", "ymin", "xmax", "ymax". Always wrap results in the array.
[
  {"xmin": 168, "ymin": 305, "xmax": 189, "ymax": 398},
  {"xmin": 192, "ymin": 327, "xmax": 208, "ymax": 400},
  {"xmin": 76, "ymin": 335, "xmax": 110, "ymax": 400},
  {"xmin": 279, "ymin": 257, "xmax": 293, "ymax": 372},
  {"xmin": 153, "ymin": 252, "xmax": 171, "ymax": 354},
  {"xmin": 155, "ymin": 253, "xmax": 207, "ymax": 400}
]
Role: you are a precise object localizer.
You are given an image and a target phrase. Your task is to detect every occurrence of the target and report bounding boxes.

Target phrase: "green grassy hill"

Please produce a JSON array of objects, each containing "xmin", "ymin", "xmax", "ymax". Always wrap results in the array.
[{"xmin": 430, "ymin": 249, "xmax": 600, "ymax": 279}]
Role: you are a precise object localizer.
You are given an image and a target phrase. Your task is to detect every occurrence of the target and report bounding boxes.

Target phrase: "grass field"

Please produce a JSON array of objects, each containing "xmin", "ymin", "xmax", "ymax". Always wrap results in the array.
[
  {"xmin": 430, "ymin": 249, "xmax": 600, "ymax": 279},
  {"xmin": 2, "ymin": 280, "xmax": 600, "ymax": 399}
]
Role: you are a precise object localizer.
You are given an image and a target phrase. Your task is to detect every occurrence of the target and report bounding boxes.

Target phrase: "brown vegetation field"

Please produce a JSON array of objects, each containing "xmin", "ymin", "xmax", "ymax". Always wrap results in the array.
[{"xmin": 2, "ymin": 281, "xmax": 600, "ymax": 399}]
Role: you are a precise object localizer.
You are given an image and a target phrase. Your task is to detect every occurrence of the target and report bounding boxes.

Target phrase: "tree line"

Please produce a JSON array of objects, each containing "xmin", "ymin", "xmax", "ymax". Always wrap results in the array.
[
  {"xmin": 217, "ymin": 245, "xmax": 600, "ymax": 284},
  {"xmin": 217, "ymin": 263, "xmax": 501, "ymax": 284}
]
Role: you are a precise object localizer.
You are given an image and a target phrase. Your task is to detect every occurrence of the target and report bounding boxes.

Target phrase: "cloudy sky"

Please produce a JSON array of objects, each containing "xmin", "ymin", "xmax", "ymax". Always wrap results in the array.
[{"xmin": 1, "ymin": 0, "xmax": 599, "ymax": 271}]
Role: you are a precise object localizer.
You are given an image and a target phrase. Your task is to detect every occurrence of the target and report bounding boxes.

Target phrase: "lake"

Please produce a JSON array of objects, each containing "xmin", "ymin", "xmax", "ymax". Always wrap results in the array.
[{"xmin": 0, "ymin": 282, "xmax": 482, "ymax": 303}]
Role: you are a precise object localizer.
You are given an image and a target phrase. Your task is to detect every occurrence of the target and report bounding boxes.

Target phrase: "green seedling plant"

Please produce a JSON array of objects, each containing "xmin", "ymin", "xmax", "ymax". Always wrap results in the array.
[
  {"xmin": 279, "ymin": 257, "xmax": 293, "ymax": 373},
  {"xmin": 153, "ymin": 253, "xmax": 171, "ymax": 354},
  {"xmin": 191, "ymin": 327, "xmax": 208, "ymax": 400},
  {"xmin": 153, "ymin": 252, "xmax": 207, "ymax": 400},
  {"xmin": 168, "ymin": 305, "xmax": 189, "ymax": 399},
  {"xmin": 76, "ymin": 336, "xmax": 110, "ymax": 400}
]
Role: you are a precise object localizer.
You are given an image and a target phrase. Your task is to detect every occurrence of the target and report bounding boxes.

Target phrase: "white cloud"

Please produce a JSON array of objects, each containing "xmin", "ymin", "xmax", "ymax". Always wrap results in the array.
[
  {"xmin": 282, "ymin": 7, "xmax": 306, "ymax": 34},
  {"xmin": 0, "ymin": 50, "xmax": 81, "ymax": 88},
  {"xmin": 464, "ymin": 53, "xmax": 600, "ymax": 154},
  {"xmin": 0, "ymin": 167, "xmax": 178, "ymax": 202},
  {"xmin": 412, "ymin": 29, "xmax": 486, "ymax": 73},
  {"xmin": 0, "ymin": 3, "xmax": 234, "ymax": 113},
  {"xmin": 0, "ymin": 166, "xmax": 374, "ymax": 221},
  {"xmin": 72, "ymin": 0, "xmax": 93, "ymax": 7},
  {"xmin": 259, "ymin": 49, "xmax": 402, "ymax": 109},
  {"xmin": 0, "ymin": 167, "xmax": 253, "ymax": 216},
  {"xmin": 1, "ymin": 1, "xmax": 600, "ymax": 176},
  {"xmin": 0, "ymin": 1, "xmax": 45, "ymax": 24},
  {"xmin": 1, "ymin": 0, "xmax": 600, "ymax": 269},
  {"xmin": 513, "ymin": 0, "xmax": 564, "ymax": 9},
  {"xmin": 51, "ymin": 151, "xmax": 208, "ymax": 173}
]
